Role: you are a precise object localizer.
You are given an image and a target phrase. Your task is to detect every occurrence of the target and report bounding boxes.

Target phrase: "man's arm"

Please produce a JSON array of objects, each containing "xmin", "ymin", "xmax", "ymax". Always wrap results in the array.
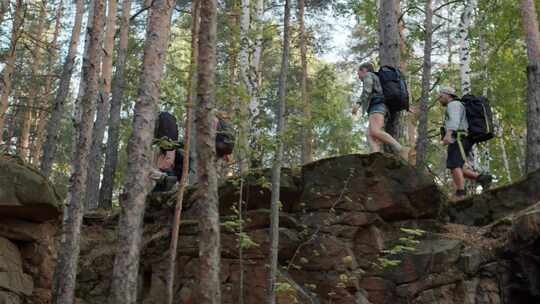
[
  {"xmin": 358, "ymin": 73, "xmax": 374, "ymax": 107},
  {"xmin": 443, "ymin": 102, "xmax": 461, "ymax": 145}
]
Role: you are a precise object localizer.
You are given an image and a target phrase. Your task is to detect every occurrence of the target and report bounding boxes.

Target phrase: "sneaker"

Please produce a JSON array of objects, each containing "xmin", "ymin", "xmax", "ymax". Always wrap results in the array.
[{"xmin": 477, "ymin": 174, "xmax": 493, "ymax": 190}]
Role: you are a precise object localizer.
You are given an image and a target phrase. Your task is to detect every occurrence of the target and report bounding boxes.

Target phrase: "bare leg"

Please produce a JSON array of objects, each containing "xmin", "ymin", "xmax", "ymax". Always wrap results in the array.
[
  {"xmin": 451, "ymin": 168, "xmax": 465, "ymax": 190},
  {"xmin": 367, "ymin": 133, "xmax": 381, "ymax": 153},
  {"xmin": 368, "ymin": 113, "xmax": 403, "ymax": 151},
  {"xmin": 463, "ymin": 168, "xmax": 479, "ymax": 180}
]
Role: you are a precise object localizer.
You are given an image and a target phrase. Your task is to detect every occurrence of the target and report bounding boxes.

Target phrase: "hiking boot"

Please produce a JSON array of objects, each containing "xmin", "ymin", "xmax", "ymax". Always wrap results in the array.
[
  {"xmin": 477, "ymin": 174, "xmax": 493, "ymax": 190},
  {"xmin": 452, "ymin": 189, "xmax": 467, "ymax": 202}
]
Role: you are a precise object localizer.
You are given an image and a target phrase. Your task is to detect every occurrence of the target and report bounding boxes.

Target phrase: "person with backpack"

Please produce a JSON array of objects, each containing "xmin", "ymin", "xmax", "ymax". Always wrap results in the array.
[
  {"xmin": 438, "ymin": 87, "xmax": 493, "ymax": 199},
  {"xmin": 352, "ymin": 62, "xmax": 410, "ymax": 160}
]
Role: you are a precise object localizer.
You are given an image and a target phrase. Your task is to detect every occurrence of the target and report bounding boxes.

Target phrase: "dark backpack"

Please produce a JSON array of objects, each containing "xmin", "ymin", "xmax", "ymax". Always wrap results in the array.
[
  {"xmin": 461, "ymin": 94, "xmax": 495, "ymax": 143},
  {"xmin": 376, "ymin": 66, "xmax": 410, "ymax": 112},
  {"xmin": 155, "ymin": 112, "xmax": 179, "ymax": 144},
  {"xmin": 216, "ymin": 118, "xmax": 235, "ymax": 157}
]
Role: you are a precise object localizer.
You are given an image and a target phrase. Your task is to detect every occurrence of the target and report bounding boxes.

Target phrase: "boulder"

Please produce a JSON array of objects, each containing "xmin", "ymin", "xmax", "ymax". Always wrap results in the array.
[
  {"xmin": 447, "ymin": 170, "xmax": 540, "ymax": 226},
  {"xmin": 0, "ymin": 155, "xmax": 60, "ymax": 222}
]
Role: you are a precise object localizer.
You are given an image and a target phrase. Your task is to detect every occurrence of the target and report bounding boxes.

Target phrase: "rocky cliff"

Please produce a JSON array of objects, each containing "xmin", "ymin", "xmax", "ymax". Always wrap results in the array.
[
  {"xmin": 76, "ymin": 153, "xmax": 540, "ymax": 304},
  {"xmin": 0, "ymin": 155, "xmax": 61, "ymax": 304}
]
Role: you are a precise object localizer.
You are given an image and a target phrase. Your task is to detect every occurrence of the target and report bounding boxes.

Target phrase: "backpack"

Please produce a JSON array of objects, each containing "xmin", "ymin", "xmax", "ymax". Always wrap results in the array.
[
  {"xmin": 461, "ymin": 94, "xmax": 495, "ymax": 143},
  {"xmin": 376, "ymin": 66, "xmax": 410, "ymax": 112},
  {"xmin": 155, "ymin": 112, "xmax": 179, "ymax": 145},
  {"xmin": 215, "ymin": 117, "xmax": 235, "ymax": 157}
]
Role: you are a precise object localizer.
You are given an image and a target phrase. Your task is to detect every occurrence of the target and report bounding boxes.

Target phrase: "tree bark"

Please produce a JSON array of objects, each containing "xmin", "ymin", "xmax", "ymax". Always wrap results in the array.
[
  {"xmin": 249, "ymin": 0, "xmax": 264, "ymax": 117},
  {"xmin": 0, "ymin": 0, "xmax": 24, "ymax": 140},
  {"xmin": 40, "ymin": 0, "xmax": 85, "ymax": 177},
  {"xmin": 196, "ymin": 1, "xmax": 221, "ymax": 303},
  {"xmin": 238, "ymin": 0, "xmax": 250, "ymax": 173},
  {"xmin": 99, "ymin": 0, "xmax": 133, "ymax": 209},
  {"xmin": 51, "ymin": 0, "xmax": 105, "ymax": 303},
  {"xmin": 299, "ymin": 0, "xmax": 313, "ymax": 164},
  {"xmin": 165, "ymin": 1, "xmax": 199, "ymax": 302},
  {"xmin": 108, "ymin": 1, "xmax": 175, "ymax": 303},
  {"xmin": 458, "ymin": 0, "xmax": 473, "ymax": 95},
  {"xmin": 85, "ymin": 0, "xmax": 118, "ymax": 210},
  {"xmin": 267, "ymin": 0, "xmax": 290, "ymax": 302},
  {"xmin": 17, "ymin": 2, "xmax": 47, "ymax": 161},
  {"xmin": 379, "ymin": 0, "xmax": 402, "ymax": 142},
  {"xmin": 520, "ymin": 0, "xmax": 540, "ymax": 174},
  {"xmin": 31, "ymin": 1, "xmax": 63, "ymax": 164},
  {"xmin": 415, "ymin": 0, "xmax": 432, "ymax": 169}
]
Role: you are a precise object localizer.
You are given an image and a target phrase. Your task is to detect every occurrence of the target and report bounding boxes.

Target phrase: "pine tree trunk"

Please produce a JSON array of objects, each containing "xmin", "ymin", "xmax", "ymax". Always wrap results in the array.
[
  {"xmin": 415, "ymin": 0, "xmax": 432, "ymax": 169},
  {"xmin": 299, "ymin": 0, "xmax": 312, "ymax": 164},
  {"xmin": 99, "ymin": 0, "xmax": 132, "ymax": 209},
  {"xmin": 40, "ymin": 0, "xmax": 85, "ymax": 177},
  {"xmin": 520, "ymin": 0, "xmax": 540, "ymax": 174},
  {"xmin": 458, "ymin": 0, "xmax": 473, "ymax": 95},
  {"xmin": 85, "ymin": 0, "xmax": 117, "ymax": 210},
  {"xmin": 31, "ymin": 2, "xmax": 63, "ymax": 164},
  {"xmin": 0, "ymin": 0, "xmax": 24, "ymax": 139},
  {"xmin": 267, "ymin": 0, "xmax": 290, "ymax": 302},
  {"xmin": 17, "ymin": 2, "xmax": 47, "ymax": 161},
  {"xmin": 379, "ymin": 0, "xmax": 402, "ymax": 142},
  {"xmin": 196, "ymin": 1, "xmax": 221, "ymax": 303},
  {"xmin": 108, "ymin": 1, "xmax": 175, "ymax": 303},
  {"xmin": 165, "ymin": 1, "xmax": 199, "ymax": 302},
  {"xmin": 51, "ymin": 0, "xmax": 105, "ymax": 303},
  {"xmin": 238, "ymin": 0, "xmax": 251, "ymax": 173}
]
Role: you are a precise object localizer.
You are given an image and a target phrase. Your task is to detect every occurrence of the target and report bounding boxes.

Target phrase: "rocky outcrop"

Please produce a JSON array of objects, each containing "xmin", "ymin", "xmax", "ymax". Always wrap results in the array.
[
  {"xmin": 75, "ymin": 153, "xmax": 540, "ymax": 304},
  {"xmin": 0, "ymin": 155, "xmax": 60, "ymax": 304}
]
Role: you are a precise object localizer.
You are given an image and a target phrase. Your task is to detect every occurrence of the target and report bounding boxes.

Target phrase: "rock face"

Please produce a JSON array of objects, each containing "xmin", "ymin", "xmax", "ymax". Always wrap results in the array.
[
  {"xmin": 75, "ymin": 153, "xmax": 540, "ymax": 304},
  {"xmin": 0, "ymin": 155, "xmax": 60, "ymax": 304}
]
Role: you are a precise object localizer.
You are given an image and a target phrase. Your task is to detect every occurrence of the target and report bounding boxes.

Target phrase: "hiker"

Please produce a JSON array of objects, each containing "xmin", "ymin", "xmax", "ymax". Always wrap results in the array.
[
  {"xmin": 151, "ymin": 111, "xmax": 235, "ymax": 191},
  {"xmin": 438, "ymin": 87, "xmax": 492, "ymax": 199},
  {"xmin": 352, "ymin": 62, "xmax": 410, "ymax": 160}
]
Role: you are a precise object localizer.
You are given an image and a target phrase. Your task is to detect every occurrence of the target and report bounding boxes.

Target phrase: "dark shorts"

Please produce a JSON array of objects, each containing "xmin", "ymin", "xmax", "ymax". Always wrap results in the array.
[
  {"xmin": 368, "ymin": 96, "xmax": 387, "ymax": 116},
  {"xmin": 447, "ymin": 134, "xmax": 474, "ymax": 169}
]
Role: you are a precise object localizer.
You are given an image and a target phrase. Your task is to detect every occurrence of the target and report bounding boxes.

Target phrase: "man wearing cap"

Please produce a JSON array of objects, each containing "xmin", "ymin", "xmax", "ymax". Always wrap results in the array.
[{"xmin": 439, "ymin": 87, "xmax": 492, "ymax": 199}]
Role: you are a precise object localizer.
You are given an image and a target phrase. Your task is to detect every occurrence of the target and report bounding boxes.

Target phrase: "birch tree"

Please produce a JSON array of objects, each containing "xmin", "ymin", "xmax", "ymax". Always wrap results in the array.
[
  {"xmin": 85, "ymin": 0, "xmax": 117, "ymax": 209},
  {"xmin": 41, "ymin": 0, "xmax": 85, "ymax": 176},
  {"xmin": 458, "ymin": 0, "xmax": 474, "ymax": 95},
  {"xmin": 109, "ymin": 1, "xmax": 175, "ymax": 303},
  {"xmin": 52, "ymin": 0, "xmax": 105, "ymax": 303},
  {"xmin": 0, "ymin": 0, "xmax": 24, "ymax": 139},
  {"xmin": 196, "ymin": 0, "xmax": 221, "ymax": 303},
  {"xmin": 238, "ymin": 0, "xmax": 250, "ymax": 173},
  {"xmin": 267, "ymin": 0, "xmax": 290, "ymax": 302},
  {"xmin": 99, "ymin": 0, "xmax": 132, "ymax": 209},
  {"xmin": 520, "ymin": 0, "xmax": 540, "ymax": 174},
  {"xmin": 415, "ymin": 0, "xmax": 433, "ymax": 169}
]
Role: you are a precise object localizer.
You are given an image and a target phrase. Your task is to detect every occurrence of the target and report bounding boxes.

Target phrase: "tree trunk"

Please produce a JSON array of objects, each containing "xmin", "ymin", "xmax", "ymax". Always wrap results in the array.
[
  {"xmin": 85, "ymin": 0, "xmax": 117, "ymax": 210},
  {"xmin": 520, "ymin": 0, "xmax": 540, "ymax": 174},
  {"xmin": 99, "ymin": 0, "xmax": 132, "ymax": 209},
  {"xmin": 415, "ymin": 0, "xmax": 432, "ymax": 169},
  {"xmin": 31, "ymin": 1, "xmax": 63, "ymax": 164},
  {"xmin": 51, "ymin": 0, "xmax": 105, "ymax": 303},
  {"xmin": 165, "ymin": 1, "xmax": 199, "ymax": 302},
  {"xmin": 299, "ymin": 0, "xmax": 312, "ymax": 164},
  {"xmin": 238, "ymin": 0, "xmax": 250, "ymax": 173},
  {"xmin": 458, "ymin": 0, "xmax": 473, "ymax": 95},
  {"xmin": 17, "ymin": 1, "xmax": 47, "ymax": 161},
  {"xmin": 0, "ymin": 0, "xmax": 24, "ymax": 140},
  {"xmin": 108, "ymin": 1, "xmax": 175, "ymax": 303},
  {"xmin": 379, "ymin": 0, "xmax": 402, "ymax": 142},
  {"xmin": 40, "ymin": 0, "xmax": 85, "ymax": 177},
  {"xmin": 267, "ymin": 0, "xmax": 290, "ymax": 302},
  {"xmin": 196, "ymin": 1, "xmax": 221, "ymax": 303}
]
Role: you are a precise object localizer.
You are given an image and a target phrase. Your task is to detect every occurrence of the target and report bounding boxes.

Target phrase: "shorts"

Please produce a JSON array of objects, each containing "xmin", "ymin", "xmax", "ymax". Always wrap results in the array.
[
  {"xmin": 447, "ymin": 133, "xmax": 474, "ymax": 169},
  {"xmin": 368, "ymin": 97, "xmax": 387, "ymax": 116}
]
